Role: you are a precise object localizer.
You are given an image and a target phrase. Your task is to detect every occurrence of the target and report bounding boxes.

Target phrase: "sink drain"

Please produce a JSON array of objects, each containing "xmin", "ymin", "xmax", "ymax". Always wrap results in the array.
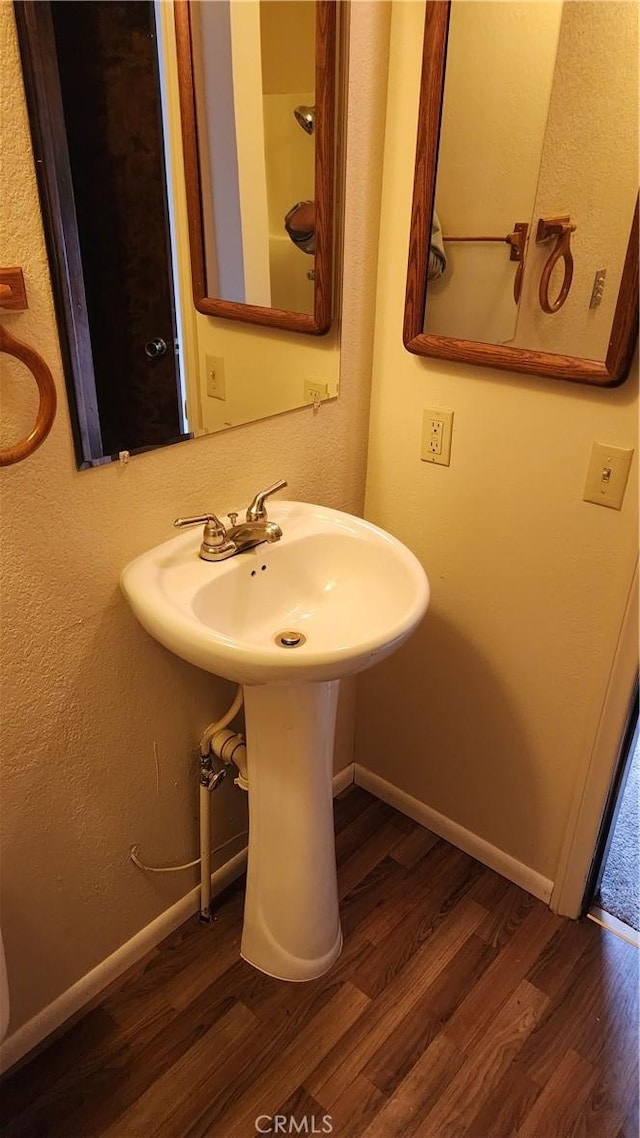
[{"xmin": 274, "ymin": 630, "xmax": 307, "ymax": 648}]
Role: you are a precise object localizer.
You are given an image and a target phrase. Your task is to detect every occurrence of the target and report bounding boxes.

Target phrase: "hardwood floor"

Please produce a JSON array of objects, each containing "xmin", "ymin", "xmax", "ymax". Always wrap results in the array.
[{"xmin": 1, "ymin": 787, "xmax": 638, "ymax": 1138}]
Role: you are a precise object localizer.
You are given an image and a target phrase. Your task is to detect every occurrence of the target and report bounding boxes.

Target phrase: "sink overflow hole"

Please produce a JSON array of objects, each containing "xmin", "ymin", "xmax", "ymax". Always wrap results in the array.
[{"xmin": 274, "ymin": 630, "xmax": 307, "ymax": 649}]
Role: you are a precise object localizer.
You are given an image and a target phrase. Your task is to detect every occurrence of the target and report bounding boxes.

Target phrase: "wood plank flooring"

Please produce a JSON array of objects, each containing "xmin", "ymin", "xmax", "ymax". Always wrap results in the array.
[{"xmin": 1, "ymin": 787, "xmax": 638, "ymax": 1138}]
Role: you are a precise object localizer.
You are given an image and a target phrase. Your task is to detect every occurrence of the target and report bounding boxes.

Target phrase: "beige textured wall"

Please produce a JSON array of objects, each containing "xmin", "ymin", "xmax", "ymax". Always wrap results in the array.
[
  {"xmin": 356, "ymin": 0, "xmax": 638, "ymax": 883},
  {"xmin": 512, "ymin": 1, "xmax": 639, "ymax": 360},
  {"xmin": 0, "ymin": 0, "xmax": 389, "ymax": 1037}
]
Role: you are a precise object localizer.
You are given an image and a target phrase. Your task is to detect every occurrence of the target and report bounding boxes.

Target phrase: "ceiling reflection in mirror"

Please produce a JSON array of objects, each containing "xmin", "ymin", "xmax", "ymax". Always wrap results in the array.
[
  {"xmin": 188, "ymin": 1, "xmax": 319, "ymax": 317},
  {"xmin": 423, "ymin": 0, "xmax": 638, "ymax": 364}
]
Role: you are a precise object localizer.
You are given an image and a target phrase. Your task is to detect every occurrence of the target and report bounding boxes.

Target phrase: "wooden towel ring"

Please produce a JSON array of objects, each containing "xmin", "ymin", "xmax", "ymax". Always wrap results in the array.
[
  {"xmin": 0, "ymin": 322, "xmax": 57, "ymax": 466},
  {"xmin": 536, "ymin": 215, "xmax": 576, "ymax": 315}
]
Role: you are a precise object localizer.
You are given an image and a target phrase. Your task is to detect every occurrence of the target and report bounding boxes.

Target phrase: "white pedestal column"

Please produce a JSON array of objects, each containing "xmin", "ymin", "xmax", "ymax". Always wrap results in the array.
[{"xmin": 240, "ymin": 680, "xmax": 342, "ymax": 981}]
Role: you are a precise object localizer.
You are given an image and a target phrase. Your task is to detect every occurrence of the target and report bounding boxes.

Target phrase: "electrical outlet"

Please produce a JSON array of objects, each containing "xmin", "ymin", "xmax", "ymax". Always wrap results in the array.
[
  {"xmin": 428, "ymin": 419, "xmax": 444, "ymax": 455},
  {"xmin": 205, "ymin": 354, "xmax": 226, "ymax": 400},
  {"xmin": 421, "ymin": 409, "xmax": 453, "ymax": 466},
  {"xmin": 589, "ymin": 269, "xmax": 607, "ymax": 309},
  {"xmin": 303, "ymin": 380, "xmax": 329, "ymax": 404},
  {"xmin": 583, "ymin": 443, "xmax": 633, "ymax": 510}
]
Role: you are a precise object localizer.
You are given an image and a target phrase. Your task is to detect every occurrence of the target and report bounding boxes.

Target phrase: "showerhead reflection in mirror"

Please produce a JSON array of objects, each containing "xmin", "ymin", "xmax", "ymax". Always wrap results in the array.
[{"xmin": 294, "ymin": 104, "xmax": 316, "ymax": 135}]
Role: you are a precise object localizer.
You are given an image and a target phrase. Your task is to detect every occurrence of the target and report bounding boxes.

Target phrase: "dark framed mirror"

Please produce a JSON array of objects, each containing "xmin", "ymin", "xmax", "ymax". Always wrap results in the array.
[
  {"xmin": 404, "ymin": 1, "xmax": 638, "ymax": 386},
  {"xmin": 15, "ymin": 0, "xmax": 189, "ymax": 467},
  {"xmin": 15, "ymin": 0, "xmax": 343, "ymax": 470},
  {"xmin": 174, "ymin": 0, "xmax": 338, "ymax": 335}
]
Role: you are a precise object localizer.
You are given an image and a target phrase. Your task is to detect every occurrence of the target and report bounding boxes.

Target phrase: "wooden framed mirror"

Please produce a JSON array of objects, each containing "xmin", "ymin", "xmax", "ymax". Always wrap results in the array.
[
  {"xmin": 175, "ymin": 0, "xmax": 338, "ymax": 336},
  {"xmin": 404, "ymin": 1, "xmax": 638, "ymax": 386}
]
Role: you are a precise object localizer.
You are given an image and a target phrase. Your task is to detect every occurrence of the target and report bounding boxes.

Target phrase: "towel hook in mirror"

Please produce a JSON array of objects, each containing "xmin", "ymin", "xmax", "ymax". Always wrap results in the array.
[{"xmin": 536, "ymin": 215, "xmax": 576, "ymax": 315}]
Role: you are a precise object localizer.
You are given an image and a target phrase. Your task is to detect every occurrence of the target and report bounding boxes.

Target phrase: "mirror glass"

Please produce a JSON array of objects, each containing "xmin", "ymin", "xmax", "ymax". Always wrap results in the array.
[
  {"xmin": 15, "ymin": 0, "xmax": 341, "ymax": 468},
  {"xmin": 405, "ymin": 0, "xmax": 638, "ymax": 385},
  {"xmin": 176, "ymin": 0, "xmax": 337, "ymax": 335},
  {"xmin": 191, "ymin": 1, "xmax": 316, "ymax": 314}
]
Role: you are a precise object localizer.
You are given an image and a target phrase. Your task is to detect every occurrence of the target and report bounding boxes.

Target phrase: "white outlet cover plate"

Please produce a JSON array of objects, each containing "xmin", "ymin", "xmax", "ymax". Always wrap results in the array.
[{"xmin": 421, "ymin": 409, "xmax": 454, "ymax": 466}]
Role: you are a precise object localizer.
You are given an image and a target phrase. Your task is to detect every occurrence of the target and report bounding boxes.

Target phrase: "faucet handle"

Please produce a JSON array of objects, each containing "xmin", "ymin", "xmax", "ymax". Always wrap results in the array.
[
  {"xmin": 174, "ymin": 513, "xmax": 230, "ymax": 550},
  {"xmin": 174, "ymin": 512, "xmax": 224, "ymax": 530},
  {"xmin": 246, "ymin": 479, "xmax": 288, "ymax": 522}
]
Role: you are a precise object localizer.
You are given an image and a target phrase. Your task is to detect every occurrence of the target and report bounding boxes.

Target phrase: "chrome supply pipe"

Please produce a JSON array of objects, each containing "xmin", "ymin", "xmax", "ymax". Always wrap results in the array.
[
  {"xmin": 199, "ymin": 756, "xmax": 227, "ymax": 923},
  {"xmin": 198, "ymin": 686, "xmax": 244, "ymax": 922}
]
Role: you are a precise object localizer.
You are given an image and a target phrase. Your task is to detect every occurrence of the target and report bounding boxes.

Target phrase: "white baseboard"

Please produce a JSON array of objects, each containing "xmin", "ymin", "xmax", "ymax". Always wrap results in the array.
[
  {"xmin": 1, "ymin": 767, "xmax": 355, "ymax": 1074},
  {"xmin": 333, "ymin": 763, "xmax": 355, "ymax": 796},
  {"xmin": 0, "ymin": 849, "xmax": 247, "ymax": 1075},
  {"xmin": 354, "ymin": 764, "xmax": 554, "ymax": 905}
]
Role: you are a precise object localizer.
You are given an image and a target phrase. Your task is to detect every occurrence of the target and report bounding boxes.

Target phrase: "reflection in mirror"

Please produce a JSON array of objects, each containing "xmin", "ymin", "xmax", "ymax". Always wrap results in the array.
[
  {"xmin": 405, "ymin": 1, "xmax": 639, "ymax": 386},
  {"xmin": 15, "ymin": 0, "xmax": 342, "ymax": 468},
  {"xmin": 15, "ymin": 0, "xmax": 188, "ymax": 465},
  {"xmin": 176, "ymin": 0, "xmax": 337, "ymax": 334},
  {"xmin": 191, "ymin": 1, "xmax": 316, "ymax": 314}
]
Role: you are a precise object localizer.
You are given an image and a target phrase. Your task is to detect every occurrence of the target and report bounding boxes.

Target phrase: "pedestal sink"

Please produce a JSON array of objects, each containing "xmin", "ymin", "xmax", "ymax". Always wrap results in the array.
[{"xmin": 121, "ymin": 501, "xmax": 429, "ymax": 980}]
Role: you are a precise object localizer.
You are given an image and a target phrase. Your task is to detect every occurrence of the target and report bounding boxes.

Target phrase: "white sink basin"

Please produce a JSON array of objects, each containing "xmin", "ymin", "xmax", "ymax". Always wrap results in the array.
[
  {"xmin": 121, "ymin": 501, "xmax": 429, "ymax": 685},
  {"xmin": 121, "ymin": 500, "xmax": 429, "ymax": 983}
]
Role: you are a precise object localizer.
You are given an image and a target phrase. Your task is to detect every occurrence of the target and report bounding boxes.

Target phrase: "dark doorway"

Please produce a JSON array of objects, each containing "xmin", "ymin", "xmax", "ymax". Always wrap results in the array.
[
  {"xmin": 587, "ymin": 689, "xmax": 640, "ymax": 942},
  {"xmin": 49, "ymin": 1, "xmax": 181, "ymax": 456}
]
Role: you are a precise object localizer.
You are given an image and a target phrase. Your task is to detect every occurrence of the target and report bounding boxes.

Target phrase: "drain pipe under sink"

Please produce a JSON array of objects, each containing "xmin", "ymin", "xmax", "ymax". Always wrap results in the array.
[
  {"xmin": 208, "ymin": 728, "xmax": 249, "ymax": 791},
  {"xmin": 199, "ymin": 685, "xmax": 248, "ymax": 922}
]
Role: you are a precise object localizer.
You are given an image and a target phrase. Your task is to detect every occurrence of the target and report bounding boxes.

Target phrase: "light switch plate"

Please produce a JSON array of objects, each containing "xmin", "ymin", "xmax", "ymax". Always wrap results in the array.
[
  {"xmin": 583, "ymin": 443, "xmax": 634, "ymax": 510},
  {"xmin": 205, "ymin": 355, "xmax": 226, "ymax": 400},
  {"xmin": 421, "ymin": 408, "xmax": 453, "ymax": 466}
]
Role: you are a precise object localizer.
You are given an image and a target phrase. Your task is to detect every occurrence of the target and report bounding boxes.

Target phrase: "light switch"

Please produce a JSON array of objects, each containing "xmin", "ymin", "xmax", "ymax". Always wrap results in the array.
[
  {"xmin": 583, "ymin": 443, "xmax": 634, "ymax": 510},
  {"xmin": 205, "ymin": 355, "xmax": 226, "ymax": 400}
]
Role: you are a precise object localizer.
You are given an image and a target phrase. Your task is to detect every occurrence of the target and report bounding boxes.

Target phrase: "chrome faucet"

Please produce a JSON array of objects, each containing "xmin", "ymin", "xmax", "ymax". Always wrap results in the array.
[{"xmin": 175, "ymin": 479, "xmax": 287, "ymax": 562}]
